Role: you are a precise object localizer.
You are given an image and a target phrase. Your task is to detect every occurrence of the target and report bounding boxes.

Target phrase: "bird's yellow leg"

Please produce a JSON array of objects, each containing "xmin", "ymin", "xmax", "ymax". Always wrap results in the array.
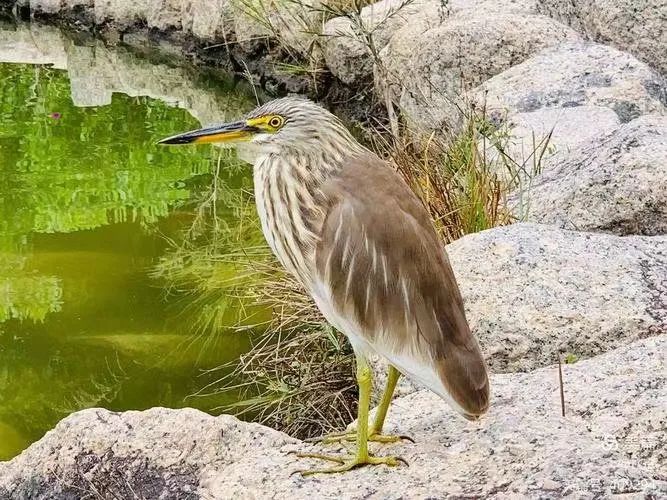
[
  {"xmin": 295, "ymin": 359, "xmax": 406, "ymax": 475},
  {"xmin": 372, "ymin": 365, "xmax": 401, "ymax": 435},
  {"xmin": 305, "ymin": 365, "xmax": 412, "ymax": 445}
]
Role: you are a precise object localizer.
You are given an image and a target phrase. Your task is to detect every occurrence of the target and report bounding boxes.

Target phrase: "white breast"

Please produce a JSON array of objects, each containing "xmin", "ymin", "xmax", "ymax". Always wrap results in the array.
[{"xmin": 252, "ymin": 155, "xmax": 318, "ymax": 285}]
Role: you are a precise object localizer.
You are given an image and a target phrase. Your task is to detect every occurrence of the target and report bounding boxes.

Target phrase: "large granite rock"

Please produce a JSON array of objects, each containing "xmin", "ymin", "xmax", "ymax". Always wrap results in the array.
[
  {"xmin": 1, "ymin": 336, "xmax": 664, "ymax": 498},
  {"xmin": 449, "ymin": 223, "xmax": 666, "ymax": 372},
  {"xmin": 475, "ymin": 41, "xmax": 667, "ymax": 126},
  {"xmin": 538, "ymin": 0, "xmax": 667, "ymax": 75},
  {"xmin": 515, "ymin": 115, "xmax": 667, "ymax": 235},
  {"xmin": 322, "ymin": 0, "xmax": 445, "ymax": 85},
  {"xmin": 377, "ymin": 11, "xmax": 580, "ymax": 134},
  {"xmin": 322, "ymin": 0, "xmax": 545, "ymax": 85},
  {"xmin": 473, "ymin": 41, "xmax": 667, "ymax": 171},
  {"xmin": 479, "ymin": 105, "xmax": 622, "ymax": 176}
]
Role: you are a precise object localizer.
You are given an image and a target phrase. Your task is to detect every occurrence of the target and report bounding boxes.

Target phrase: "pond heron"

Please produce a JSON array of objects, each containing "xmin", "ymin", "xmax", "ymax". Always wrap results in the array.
[{"xmin": 159, "ymin": 97, "xmax": 489, "ymax": 475}]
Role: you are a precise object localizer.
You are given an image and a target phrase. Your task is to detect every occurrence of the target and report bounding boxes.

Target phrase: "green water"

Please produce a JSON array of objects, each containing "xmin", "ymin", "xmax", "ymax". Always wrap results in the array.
[{"xmin": 0, "ymin": 31, "xmax": 266, "ymax": 459}]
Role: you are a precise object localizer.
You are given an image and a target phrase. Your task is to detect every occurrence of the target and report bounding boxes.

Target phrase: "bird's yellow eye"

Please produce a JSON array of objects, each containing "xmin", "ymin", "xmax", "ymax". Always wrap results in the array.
[{"xmin": 268, "ymin": 116, "xmax": 284, "ymax": 129}]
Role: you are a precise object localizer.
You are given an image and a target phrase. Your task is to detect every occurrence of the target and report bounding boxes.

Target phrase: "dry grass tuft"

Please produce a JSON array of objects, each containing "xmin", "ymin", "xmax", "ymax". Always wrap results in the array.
[
  {"xmin": 231, "ymin": 0, "xmax": 395, "ymax": 90},
  {"xmin": 376, "ymin": 115, "xmax": 516, "ymax": 245},
  {"xmin": 189, "ymin": 253, "xmax": 358, "ymax": 438},
  {"xmin": 214, "ymin": 317, "xmax": 357, "ymax": 438}
]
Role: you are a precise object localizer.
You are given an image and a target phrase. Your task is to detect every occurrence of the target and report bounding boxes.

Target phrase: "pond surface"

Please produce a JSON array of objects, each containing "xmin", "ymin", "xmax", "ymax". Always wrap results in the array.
[{"xmin": 0, "ymin": 23, "xmax": 266, "ymax": 459}]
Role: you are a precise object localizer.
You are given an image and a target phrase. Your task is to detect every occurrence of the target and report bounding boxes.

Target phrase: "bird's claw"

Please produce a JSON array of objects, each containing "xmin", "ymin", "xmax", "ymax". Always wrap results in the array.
[
  {"xmin": 292, "ymin": 451, "xmax": 408, "ymax": 476},
  {"xmin": 305, "ymin": 430, "xmax": 414, "ymax": 445}
]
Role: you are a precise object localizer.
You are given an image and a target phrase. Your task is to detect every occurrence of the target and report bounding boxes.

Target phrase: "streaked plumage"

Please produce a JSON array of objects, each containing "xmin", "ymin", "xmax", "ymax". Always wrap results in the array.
[
  {"xmin": 159, "ymin": 96, "xmax": 490, "ymax": 474},
  {"xmin": 246, "ymin": 98, "xmax": 489, "ymax": 418}
]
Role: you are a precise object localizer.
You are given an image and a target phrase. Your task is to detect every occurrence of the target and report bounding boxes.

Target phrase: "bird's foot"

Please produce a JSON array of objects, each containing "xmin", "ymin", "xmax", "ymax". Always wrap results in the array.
[
  {"xmin": 306, "ymin": 429, "xmax": 414, "ymax": 445},
  {"xmin": 292, "ymin": 451, "xmax": 407, "ymax": 476}
]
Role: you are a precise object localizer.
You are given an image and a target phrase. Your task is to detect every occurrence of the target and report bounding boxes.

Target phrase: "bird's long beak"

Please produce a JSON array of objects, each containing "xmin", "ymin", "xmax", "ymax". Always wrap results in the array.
[{"xmin": 157, "ymin": 120, "xmax": 258, "ymax": 145}]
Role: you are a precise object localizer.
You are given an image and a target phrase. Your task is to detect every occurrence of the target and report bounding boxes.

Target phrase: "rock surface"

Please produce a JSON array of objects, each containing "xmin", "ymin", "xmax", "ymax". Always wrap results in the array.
[
  {"xmin": 450, "ymin": 0, "xmax": 539, "ymax": 12},
  {"xmin": 322, "ymin": 0, "xmax": 445, "ymax": 85},
  {"xmin": 478, "ymin": 105, "xmax": 623, "ymax": 180},
  {"xmin": 473, "ymin": 40, "xmax": 667, "ymax": 178},
  {"xmin": 515, "ymin": 115, "xmax": 667, "ymax": 235},
  {"xmin": 322, "ymin": 0, "xmax": 547, "ymax": 84},
  {"xmin": 1, "ymin": 336, "xmax": 665, "ymax": 499},
  {"xmin": 377, "ymin": 11, "xmax": 580, "ymax": 133},
  {"xmin": 474, "ymin": 41, "xmax": 667, "ymax": 128},
  {"xmin": 448, "ymin": 223, "xmax": 666, "ymax": 372},
  {"xmin": 538, "ymin": 0, "xmax": 667, "ymax": 74}
]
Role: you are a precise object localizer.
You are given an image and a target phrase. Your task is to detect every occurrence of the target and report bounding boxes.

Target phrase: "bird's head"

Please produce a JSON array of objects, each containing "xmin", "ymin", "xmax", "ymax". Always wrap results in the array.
[{"xmin": 158, "ymin": 96, "xmax": 359, "ymax": 160}]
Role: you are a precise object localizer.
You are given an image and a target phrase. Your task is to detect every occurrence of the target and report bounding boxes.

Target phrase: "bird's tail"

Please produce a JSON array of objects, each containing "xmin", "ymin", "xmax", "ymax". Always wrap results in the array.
[{"xmin": 437, "ymin": 337, "xmax": 490, "ymax": 420}]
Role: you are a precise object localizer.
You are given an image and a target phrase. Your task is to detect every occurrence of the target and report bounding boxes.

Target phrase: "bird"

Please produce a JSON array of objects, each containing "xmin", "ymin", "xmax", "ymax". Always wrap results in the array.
[{"xmin": 159, "ymin": 96, "xmax": 489, "ymax": 475}]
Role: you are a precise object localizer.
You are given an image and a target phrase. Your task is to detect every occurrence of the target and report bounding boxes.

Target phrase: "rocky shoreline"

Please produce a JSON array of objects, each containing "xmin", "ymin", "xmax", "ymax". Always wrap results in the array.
[
  {"xmin": 8, "ymin": 0, "xmax": 666, "ymax": 126},
  {"xmin": 0, "ymin": 0, "xmax": 665, "ymax": 498},
  {"xmin": 1, "ymin": 335, "xmax": 665, "ymax": 498}
]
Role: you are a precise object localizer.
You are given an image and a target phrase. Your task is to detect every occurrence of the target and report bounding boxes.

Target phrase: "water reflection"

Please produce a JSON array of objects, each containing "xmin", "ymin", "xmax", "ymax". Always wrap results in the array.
[{"xmin": 0, "ymin": 22, "xmax": 264, "ymax": 459}]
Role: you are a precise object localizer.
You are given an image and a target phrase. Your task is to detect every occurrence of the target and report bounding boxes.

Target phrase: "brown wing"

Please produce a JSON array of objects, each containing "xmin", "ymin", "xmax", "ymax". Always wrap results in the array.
[{"xmin": 315, "ymin": 153, "xmax": 489, "ymax": 417}]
